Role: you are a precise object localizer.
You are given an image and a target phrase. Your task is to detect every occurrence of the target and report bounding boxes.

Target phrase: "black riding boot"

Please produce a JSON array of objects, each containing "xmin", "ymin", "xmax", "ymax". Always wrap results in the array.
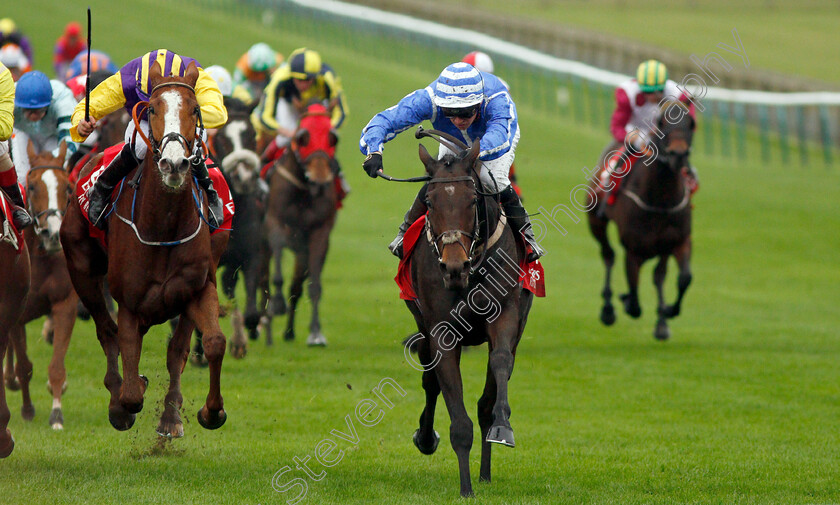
[
  {"xmin": 389, "ymin": 183, "xmax": 428, "ymax": 259},
  {"xmin": 500, "ymin": 185, "xmax": 544, "ymax": 263},
  {"xmin": 2, "ymin": 181, "xmax": 32, "ymax": 229},
  {"xmin": 88, "ymin": 144, "xmax": 138, "ymax": 229},
  {"xmin": 191, "ymin": 158, "xmax": 224, "ymax": 229}
]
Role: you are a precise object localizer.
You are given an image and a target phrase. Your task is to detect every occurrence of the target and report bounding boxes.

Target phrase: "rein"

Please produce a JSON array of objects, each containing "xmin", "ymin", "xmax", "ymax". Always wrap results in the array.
[{"xmin": 621, "ymin": 183, "xmax": 690, "ymax": 214}]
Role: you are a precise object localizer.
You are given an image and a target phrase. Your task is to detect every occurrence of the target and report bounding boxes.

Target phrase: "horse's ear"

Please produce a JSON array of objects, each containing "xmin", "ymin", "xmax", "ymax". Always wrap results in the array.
[
  {"xmin": 27, "ymin": 139, "xmax": 36, "ymax": 160},
  {"xmin": 419, "ymin": 143, "xmax": 434, "ymax": 173},
  {"xmin": 328, "ymin": 128, "xmax": 339, "ymax": 148},
  {"xmin": 467, "ymin": 141, "xmax": 480, "ymax": 166},
  {"xmin": 185, "ymin": 62, "xmax": 199, "ymax": 88},
  {"xmin": 294, "ymin": 128, "xmax": 310, "ymax": 147},
  {"xmin": 149, "ymin": 60, "xmax": 163, "ymax": 86}
]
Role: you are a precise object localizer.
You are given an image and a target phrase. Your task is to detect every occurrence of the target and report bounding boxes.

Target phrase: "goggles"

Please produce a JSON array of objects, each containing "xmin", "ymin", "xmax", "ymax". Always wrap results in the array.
[{"xmin": 441, "ymin": 104, "xmax": 479, "ymax": 119}]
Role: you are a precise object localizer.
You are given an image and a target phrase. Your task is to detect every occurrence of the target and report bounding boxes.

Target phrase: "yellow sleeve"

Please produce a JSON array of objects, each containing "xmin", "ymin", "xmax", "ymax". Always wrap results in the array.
[
  {"xmin": 195, "ymin": 68, "xmax": 228, "ymax": 129},
  {"xmin": 255, "ymin": 65, "xmax": 291, "ymax": 134},
  {"xmin": 231, "ymin": 84, "xmax": 254, "ymax": 106},
  {"xmin": 0, "ymin": 66, "xmax": 14, "ymax": 141},
  {"xmin": 70, "ymin": 72, "xmax": 127, "ymax": 142},
  {"xmin": 322, "ymin": 70, "xmax": 347, "ymax": 129}
]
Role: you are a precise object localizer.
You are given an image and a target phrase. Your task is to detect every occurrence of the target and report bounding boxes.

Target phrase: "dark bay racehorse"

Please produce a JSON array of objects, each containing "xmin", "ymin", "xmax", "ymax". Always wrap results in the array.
[
  {"xmin": 401, "ymin": 132, "xmax": 534, "ymax": 497},
  {"xmin": 264, "ymin": 103, "xmax": 339, "ymax": 346},
  {"xmin": 4, "ymin": 142, "xmax": 78, "ymax": 430},
  {"xmin": 0, "ymin": 187, "xmax": 30, "ymax": 458},
  {"xmin": 211, "ymin": 96, "xmax": 264, "ymax": 357},
  {"xmin": 587, "ymin": 102, "xmax": 694, "ymax": 340},
  {"xmin": 61, "ymin": 61, "xmax": 230, "ymax": 438}
]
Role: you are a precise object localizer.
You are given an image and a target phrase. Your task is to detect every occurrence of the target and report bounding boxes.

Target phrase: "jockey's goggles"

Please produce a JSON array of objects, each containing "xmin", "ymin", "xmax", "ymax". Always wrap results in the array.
[{"xmin": 441, "ymin": 104, "xmax": 479, "ymax": 119}]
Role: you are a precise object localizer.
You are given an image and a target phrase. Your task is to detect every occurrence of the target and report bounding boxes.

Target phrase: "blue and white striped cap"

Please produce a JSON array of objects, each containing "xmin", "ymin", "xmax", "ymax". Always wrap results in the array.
[{"xmin": 433, "ymin": 62, "xmax": 484, "ymax": 108}]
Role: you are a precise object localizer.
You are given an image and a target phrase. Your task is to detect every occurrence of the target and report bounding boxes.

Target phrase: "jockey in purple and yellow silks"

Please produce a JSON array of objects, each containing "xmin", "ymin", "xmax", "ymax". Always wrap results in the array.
[{"xmin": 71, "ymin": 49, "xmax": 228, "ymax": 229}]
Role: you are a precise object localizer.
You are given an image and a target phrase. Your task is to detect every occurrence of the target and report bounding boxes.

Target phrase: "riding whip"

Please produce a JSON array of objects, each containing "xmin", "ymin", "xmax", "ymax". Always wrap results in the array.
[{"xmin": 84, "ymin": 7, "xmax": 91, "ymax": 122}]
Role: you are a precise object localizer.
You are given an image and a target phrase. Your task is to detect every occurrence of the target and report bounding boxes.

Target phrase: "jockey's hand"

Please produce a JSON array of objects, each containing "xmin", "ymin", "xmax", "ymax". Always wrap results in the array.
[
  {"xmin": 363, "ymin": 152, "xmax": 382, "ymax": 178},
  {"xmin": 76, "ymin": 118, "xmax": 97, "ymax": 138}
]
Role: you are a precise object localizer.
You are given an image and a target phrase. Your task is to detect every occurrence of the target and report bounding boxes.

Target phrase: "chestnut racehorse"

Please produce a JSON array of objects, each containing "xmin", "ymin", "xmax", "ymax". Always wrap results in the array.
[
  {"xmin": 587, "ymin": 102, "xmax": 694, "ymax": 340},
  {"xmin": 61, "ymin": 61, "xmax": 230, "ymax": 438},
  {"xmin": 400, "ymin": 130, "xmax": 534, "ymax": 497},
  {"xmin": 4, "ymin": 142, "xmax": 78, "ymax": 430},
  {"xmin": 0, "ymin": 186, "xmax": 30, "ymax": 458}
]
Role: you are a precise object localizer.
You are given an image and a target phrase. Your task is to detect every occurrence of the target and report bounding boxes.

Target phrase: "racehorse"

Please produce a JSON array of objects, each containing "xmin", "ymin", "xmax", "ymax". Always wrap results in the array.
[
  {"xmin": 587, "ymin": 102, "xmax": 694, "ymax": 340},
  {"xmin": 264, "ymin": 102, "xmax": 339, "ymax": 346},
  {"xmin": 400, "ymin": 129, "xmax": 534, "ymax": 497},
  {"xmin": 0, "ymin": 182, "xmax": 31, "ymax": 458},
  {"xmin": 210, "ymin": 96, "xmax": 264, "ymax": 358},
  {"xmin": 4, "ymin": 142, "xmax": 79, "ymax": 430},
  {"xmin": 60, "ymin": 61, "xmax": 230, "ymax": 438}
]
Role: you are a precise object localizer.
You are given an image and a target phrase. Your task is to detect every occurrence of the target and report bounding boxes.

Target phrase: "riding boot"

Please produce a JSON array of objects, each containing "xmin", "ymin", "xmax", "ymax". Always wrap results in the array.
[
  {"xmin": 329, "ymin": 158, "xmax": 351, "ymax": 199},
  {"xmin": 88, "ymin": 144, "xmax": 137, "ymax": 229},
  {"xmin": 191, "ymin": 158, "xmax": 224, "ymax": 229},
  {"xmin": 500, "ymin": 185, "xmax": 544, "ymax": 263},
  {"xmin": 1, "ymin": 182, "xmax": 32, "ymax": 229},
  {"xmin": 389, "ymin": 183, "xmax": 428, "ymax": 259}
]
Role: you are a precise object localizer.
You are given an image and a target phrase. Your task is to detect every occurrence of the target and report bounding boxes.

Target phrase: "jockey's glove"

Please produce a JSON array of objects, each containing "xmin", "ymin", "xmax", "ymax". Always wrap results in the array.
[{"xmin": 363, "ymin": 152, "xmax": 383, "ymax": 178}]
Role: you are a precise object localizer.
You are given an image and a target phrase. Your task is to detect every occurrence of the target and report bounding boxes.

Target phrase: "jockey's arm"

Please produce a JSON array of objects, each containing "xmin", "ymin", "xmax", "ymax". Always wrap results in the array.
[
  {"xmin": 0, "ymin": 66, "xmax": 14, "ymax": 141},
  {"xmin": 255, "ymin": 66, "xmax": 290, "ymax": 134},
  {"xmin": 359, "ymin": 88, "xmax": 432, "ymax": 156},
  {"xmin": 610, "ymin": 87, "xmax": 632, "ymax": 144},
  {"xmin": 195, "ymin": 68, "xmax": 228, "ymax": 129},
  {"xmin": 52, "ymin": 81, "xmax": 79, "ymax": 159},
  {"xmin": 69, "ymin": 72, "xmax": 126, "ymax": 142},
  {"xmin": 321, "ymin": 70, "xmax": 347, "ymax": 129},
  {"xmin": 478, "ymin": 93, "xmax": 515, "ymax": 161}
]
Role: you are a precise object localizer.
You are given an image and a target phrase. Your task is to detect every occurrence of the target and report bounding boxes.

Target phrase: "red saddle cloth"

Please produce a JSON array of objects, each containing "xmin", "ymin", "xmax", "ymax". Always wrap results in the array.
[
  {"xmin": 396, "ymin": 215, "xmax": 545, "ymax": 301},
  {"xmin": 0, "ymin": 184, "xmax": 26, "ymax": 254},
  {"xmin": 75, "ymin": 143, "xmax": 235, "ymax": 248}
]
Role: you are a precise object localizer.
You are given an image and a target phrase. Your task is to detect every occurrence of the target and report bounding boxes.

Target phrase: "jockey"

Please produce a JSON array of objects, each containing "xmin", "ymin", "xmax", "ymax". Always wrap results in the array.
[
  {"xmin": 360, "ymin": 62, "xmax": 543, "ymax": 262},
  {"xmin": 71, "ymin": 49, "xmax": 228, "ymax": 229},
  {"xmin": 233, "ymin": 42, "xmax": 282, "ymax": 105},
  {"xmin": 600, "ymin": 59, "xmax": 697, "ymax": 211},
  {"xmin": 253, "ymin": 47, "xmax": 350, "ymax": 194},
  {"xmin": 63, "ymin": 49, "xmax": 118, "ymax": 82},
  {"xmin": 0, "ymin": 43, "xmax": 31, "ymax": 82},
  {"xmin": 53, "ymin": 22, "xmax": 86, "ymax": 80},
  {"xmin": 0, "ymin": 62, "xmax": 31, "ymax": 228},
  {"xmin": 0, "ymin": 18, "xmax": 34, "ymax": 67},
  {"xmin": 205, "ymin": 65, "xmax": 234, "ymax": 98},
  {"xmin": 11, "ymin": 71, "xmax": 78, "ymax": 183}
]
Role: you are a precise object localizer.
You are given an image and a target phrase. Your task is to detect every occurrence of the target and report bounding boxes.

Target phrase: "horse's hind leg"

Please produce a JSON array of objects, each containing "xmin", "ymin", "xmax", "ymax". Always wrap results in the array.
[
  {"xmin": 187, "ymin": 285, "xmax": 227, "ymax": 430},
  {"xmin": 306, "ymin": 226, "xmax": 331, "ymax": 347},
  {"xmin": 620, "ymin": 252, "xmax": 643, "ymax": 318},
  {"xmin": 243, "ymin": 256, "xmax": 262, "ymax": 342},
  {"xmin": 653, "ymin": 255, "xmax": 671, "ymax": 341},
  {"xmin": 413, "ymin": 335, "xmax": 441, "ymax": 455},
  {"xmin": 9, "ymin": 325, "xmax": 34, "ymax": 420},
  {"xmin": 266, "ymin": 216, "xmax": 288, "ymax": 317},
  {"xmin": 283, "ymin": 251, "xmax": 308, "ymax": 342},
  {"xmin": 157, "ymin": 316, "xmax": 193, "ymax": 438},
  {"xmin": 477, "ymin": 361, "xmax": 497, "ymax": 482},
  {"xmin": 3, "ymin": 343, "xmax": 18, "ymax": 390},
  {"xmin": 47, "ymin": 294, "xmax": 78, "ymax": 429},
  {"xmin": 664, "ymin": 237, "xmax": 692, "ymax": 319},
  {"xmin": 0, "ymin": 330, "xmax": 13, "ymax": 458},
  {"xmin": 435, "ymin": 348, "xmax": 475, "ymax": 497},
  {"xmin": 588, "ymin": 215, "xmax": 617, "ymax": 325}
]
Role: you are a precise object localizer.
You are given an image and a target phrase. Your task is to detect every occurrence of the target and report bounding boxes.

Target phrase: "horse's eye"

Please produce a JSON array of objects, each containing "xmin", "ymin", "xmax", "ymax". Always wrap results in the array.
[
  {"xmin": 27, "ymin": 185, "xmax": 35, "ymax": 192},
  {"xmin": 424, "ymin": 198, "xmax": 432, "ymax": 209}
]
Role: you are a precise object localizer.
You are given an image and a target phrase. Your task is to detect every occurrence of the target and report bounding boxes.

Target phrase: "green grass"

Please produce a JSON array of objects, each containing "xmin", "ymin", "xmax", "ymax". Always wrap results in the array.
[{"xmin": 2, "ymin": 1, "xmax": 840, "ymax": 504}]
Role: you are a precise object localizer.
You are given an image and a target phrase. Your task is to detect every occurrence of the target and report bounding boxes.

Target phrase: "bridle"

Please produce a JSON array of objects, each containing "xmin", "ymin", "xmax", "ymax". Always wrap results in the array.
[
  {"xmin": 26, "ymin": 165, "xmax": 67, "ymax": 246},
  {"xmin": 424, "ymin": 175, "xmax": 480, "ymax": 263}
]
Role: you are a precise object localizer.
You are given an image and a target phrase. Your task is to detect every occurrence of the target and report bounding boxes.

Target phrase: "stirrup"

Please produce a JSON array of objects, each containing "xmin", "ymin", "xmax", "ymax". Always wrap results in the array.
[{"xmin": 388, "ymin": 233, "xmax": 404, "ymax": 259}]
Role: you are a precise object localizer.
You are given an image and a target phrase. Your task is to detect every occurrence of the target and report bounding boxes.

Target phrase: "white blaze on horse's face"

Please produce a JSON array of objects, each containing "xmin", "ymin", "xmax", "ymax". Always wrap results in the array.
[
  {"xmin": 158, "ymin": 90, "xmax": 190, "ymax": 189},
  {"xmin": 445, "ymin": 185, "xmax": 455, "ymax": 197},
  {"xmin": 43, "ymin": 170, "xmax": 63, "ymax": 233}
]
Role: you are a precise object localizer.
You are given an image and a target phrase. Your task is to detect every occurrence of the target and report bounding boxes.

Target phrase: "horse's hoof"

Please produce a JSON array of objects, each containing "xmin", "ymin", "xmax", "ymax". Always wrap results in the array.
[
  {"xmin": 307, "ymin": 333, "xmax": 327, "ymax": 347},
  {"xmin": 248, "ymin": 327, "xmax": 259, "ymax": 342},
  {"xmin": 5, "ymin": 376, "xmax": 20, "ymax": 391},
  {"xmin": 21, "ymin": 404, "xmax": 35, "ymax": 421},
  {"xmin": 230, "ymin": 343, "xmax": 247, "ymax": 359},
  {"xmin": 156, "ymin": 422, "xmax": 184, "ymax": 439},
  {"xmin": 49, "ymin": 408, "xmax": 64, "ymax": 430},
  {"xmin": 486, "ymin": 425, "xmax": 515, "ymax": 447},
  {"xmin": 0, "ymin": 429, "xmax": 14, "ymax": 458},
  {"xmin": 620, "ymin": 294, "xmax": 642, "ymax": 318},
  {"xmin": 271, "ymin": 298, "xmax": 287, "ymax": 316},
  {"xmin": 460, "ymin": 488, "xmax": 475, "ymax": 498},
  {"xmin": 654, "ymin": 321, "xmax": 671, "ymax": 341},
  {"xmin": 108, "ymin": 408, "xmax": 137, "ymax": 431},
  {"xmin": 600, "ymin": 305, "xmax": 616, "ymax": 326},
  {"xmin": 189, "ymin": 352, "xmax": 209, "ymax": 368},
  {"xmin": 413, "ymin": 429, "xmax": 440, "ymax": 455},
  {"xmin": 283, "ymin": 329, "xmax": 295, "ymax": 342},
  {"xmin": 197, "ymin": 407, "xmax": 227, "ymax": 430}
]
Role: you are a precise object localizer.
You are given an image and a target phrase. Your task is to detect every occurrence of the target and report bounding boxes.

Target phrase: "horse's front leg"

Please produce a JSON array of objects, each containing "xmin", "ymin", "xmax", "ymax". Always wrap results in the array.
[
  {"xmin": 485, "ymin": 310, "xmax": 520, "ymax": 449},
  {"xmin": 664, "ymin": 237, "xmax": 692, "ymax": 319},
  {"xmin": 9, "ymin": 325, "xmax": 34, "ymax": 421},
  {"xmin": 3, "ymin": 341, "xmax": 17, "ymax": 390},
  {"xmin": 620, "ymin": 252, "xmax": 643, "ymax": 318},
  {"xmin": 413, "ymin": 333, "xmax": 441, "ymax": 456},
  {"xmin": 305, "ymin": 225, "xmax": 331, "ymax": 347},
  {"xmin": 116, "ymin": 309, "xmax": 148, "ymax": 417},
  {"xmin": 157, "ymin": 315, "xmax": 193, "ymax": 438},
  {"xmin": 0, "ymin": 330, "xmax": 13, "ymax": 458},
  {"xmin": 652, "ymin": 255, "xmax": 671, "ymax": 341},
  {"xmin": 588, "ymin": 214, "xmax": 616, "ymax": 325},
  {"xmin": 284, "ymin": 250, "xmax": 308, "ymax": 342},
  {"xmin": 435, "ymin": 347, "xmax": 474, "ymax": 498},
  {"xmin": 477, "ymin": 359, "xmax": 497, "ymax": 483},
  {"xmin": 186, "ymin": 284, "xmax": 227, "ymax": 430},
  {"xmin": 47, "ymin": 294, "xmax": 78, "ymax": 430},
  {"xmin": 242, "ymin": 254, "xmax": 262, "ymax": 342},
  {"xmin": 265, "ymin": 215, "xmax": 287, "ymax": 316}
]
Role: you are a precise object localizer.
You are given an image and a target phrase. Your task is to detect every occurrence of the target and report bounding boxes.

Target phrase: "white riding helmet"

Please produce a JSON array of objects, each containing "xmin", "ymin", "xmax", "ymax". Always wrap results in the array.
[{"xmin": 205, "ymin": 65, "xmax": 233, "ymax": 97}]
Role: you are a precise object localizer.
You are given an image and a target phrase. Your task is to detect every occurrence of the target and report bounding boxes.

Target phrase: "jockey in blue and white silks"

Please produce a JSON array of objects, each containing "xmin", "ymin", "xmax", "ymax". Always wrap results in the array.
[{"xmin": 360, "ymin": 62, "xmax": 542, "ymax": 262}]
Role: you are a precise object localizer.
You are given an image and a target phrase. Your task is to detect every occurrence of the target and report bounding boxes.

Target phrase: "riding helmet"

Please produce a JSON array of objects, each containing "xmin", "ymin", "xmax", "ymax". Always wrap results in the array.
[
  {"xmin": 636, "ymin": 59, "xmax": 668, "ymax": 93},
  {"xmin": 288, "ymin": 48, "xmax": 321, "ymax": 80},
  {"xmin": 15, "ymin": 71, "xmax": 53, "ymax": 109},
  {"xmin": 433, "ymin": 62, "xmax": 484, "ymax": 108}
]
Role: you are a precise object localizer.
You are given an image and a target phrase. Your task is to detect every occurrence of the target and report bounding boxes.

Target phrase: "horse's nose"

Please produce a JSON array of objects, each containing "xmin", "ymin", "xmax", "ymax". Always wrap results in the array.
[{"xmin": 438, "ymin": 259, "xmax": 470, "ymax": 279}]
